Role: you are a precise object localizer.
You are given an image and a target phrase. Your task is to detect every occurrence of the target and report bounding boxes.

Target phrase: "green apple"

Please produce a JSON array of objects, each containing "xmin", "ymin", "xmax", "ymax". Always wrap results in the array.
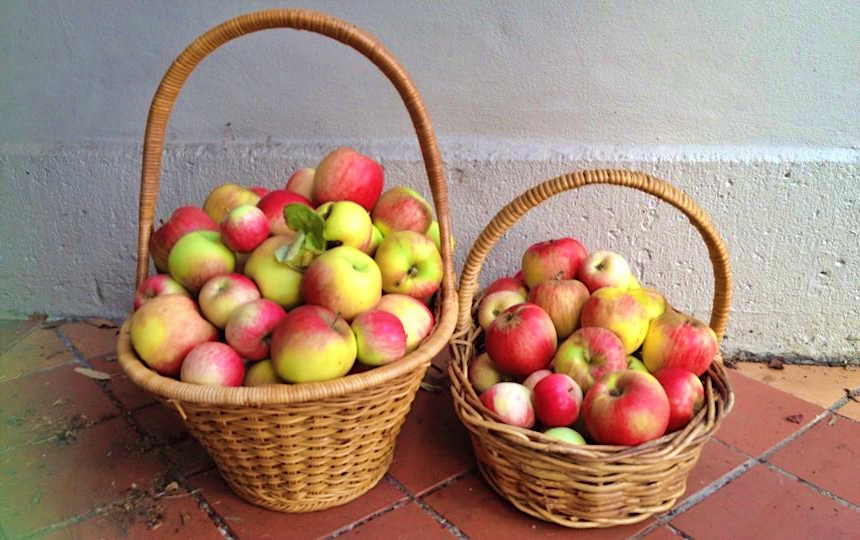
[
  {"xmin": 243, "ymin": 235, "xmax": 304, "ymax": 310},
  {"xmin": 367, "ymin": 224, "xmax": 384, "ymax": 255},
  {"xmin": 301, "ymin": 246, "xmax": 382, "ymax": 321},
  {"xmin": 543, "ymin": 427, "xmax": 587, "ymax": 445},
  {"xmin": 167, "ymin": 230, "xmax": 236, "ymax": 293},
  {"xmin": 270, "ymin": 305, "xmax": 357, "ymax": 383},
  {"xmin": 130, "ymin": 294, "xmax": 218, "ymax": 377},
  {"xmin": 627, "ymin": 355, "xmax": 649, "ymax": 373},
  {"xmin": 316, "ymin": 200, "xmax": 374, "ymax": 252},
  {"xmin": 374, "ymin": 230, "xmax": 443, "ymax": 300},
  {"xmin": 425, "ymin": 220, "xmax": 455, "ymax": 254},
  {"xmin": 243, "ymin": 359, "xmax": 282, "ymax": 386}
]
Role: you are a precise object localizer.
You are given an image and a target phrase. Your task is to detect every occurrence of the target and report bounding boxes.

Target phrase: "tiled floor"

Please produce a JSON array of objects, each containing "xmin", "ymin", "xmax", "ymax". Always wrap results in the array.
[{"xmin": 1, "ymin": 316, "xmax": 859, "ymax": 539}]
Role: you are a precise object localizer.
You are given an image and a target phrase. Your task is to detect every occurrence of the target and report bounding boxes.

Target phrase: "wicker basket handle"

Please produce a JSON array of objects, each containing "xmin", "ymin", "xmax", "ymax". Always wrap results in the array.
[
  {"xmin": 455, "ymin": 169, "xmax": 732, "ymax": 342},
  {"xmin": 135, "ymin": 8, "xmax": 455, "ymax": 304}
]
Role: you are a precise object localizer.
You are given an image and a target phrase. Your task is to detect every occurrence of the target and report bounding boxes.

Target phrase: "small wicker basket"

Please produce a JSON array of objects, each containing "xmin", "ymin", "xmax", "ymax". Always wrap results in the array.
[
  {"xmin": 448, "ymin": 169, "xmax": 734, "ymax": 528},
  {"xmin": 117, "ymin": 9, "xmax": 458, "ymax": 513}
]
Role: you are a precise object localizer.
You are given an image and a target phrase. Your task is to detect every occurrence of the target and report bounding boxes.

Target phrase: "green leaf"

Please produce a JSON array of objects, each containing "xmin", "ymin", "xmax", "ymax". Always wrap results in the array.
[{"xmin": 285, "ymin": 204, "xmax": 325, "ymax": 251}]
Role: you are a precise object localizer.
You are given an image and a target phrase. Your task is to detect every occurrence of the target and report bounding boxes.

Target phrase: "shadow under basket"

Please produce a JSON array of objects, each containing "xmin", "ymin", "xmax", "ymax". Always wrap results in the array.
[
  {"xmin": 117, "ymin": 9, "xmax": 458, "ymax": 513},
  {"xmin": 448, "ymin": 169, "xmax": 735, "ymax": 528}
]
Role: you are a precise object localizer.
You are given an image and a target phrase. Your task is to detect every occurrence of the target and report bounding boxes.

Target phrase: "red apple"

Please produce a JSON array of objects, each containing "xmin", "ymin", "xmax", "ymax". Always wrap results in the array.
[
  {"xmin": 653, "ymin": 367, "xmax": 705, "ymax": 432},
  {"xmin": 484, "ymin": 303, "xmax": 557, "ymax": 378},
  {"xmin": 197, "ymin": 273, "xmax": 261, "ymax": 329},
  {"xmin": 312, "ymin": 147, "xmax": 384, "ymax": 211},
  {"xmin": 249, "ymin": 186, "xmax": 270, "ymax": 197},
  {"xmin": 582, "ymin": 370, "xmax": 670, "ymax": 446},
  {"xmin": 484, "ymin": 276, "xmax": 529, "ymax": 298},
  {"xmin": 351, "ymin": 308, "xmax": 408, "ymax": 366},
  {"xmin": 532, "ymin": 373, "xmax": 584, "ymax": 427},
  {"xmin": 642, "ymin": 311, "xmax": 719, "ymax": 376},
  {"xmin": 374, "ymin": 293, "xmax": 435, "ymax": 353},
  {"xmin": 370, "ymin": 186, "xmax": 434, "ymax": 237},
  {"xmin": 479, "ymin": 382, "xmax": 536, "ymax": 429},
  {"xmin": 521, "ymin": 237, "xmax": 588, "ymax": 289},
  {"xmin": 580, "ymin": 287, "xmax": 650, "ymax": 354},
  {"xmin": 285, "ymin": 167, "xmax": 315, "ymax": 200},
  {"xmin": 577, "ymin": 250, "xmax": 637, "ymax": 293},
  {"xmin": 220, "ymin": 204, "xmax": 270, "ymax": 253},
  {"xmin": 552, "ymin": 326, "xmax": 628, "ymax": 393},
  {"xmin": 527, "ymin": 279, "xmax": 590, "ymax": 339},
  {"xmin": 477, "ymin": 290, "xmax": 527, "ymax": 330},
  {"xmin": 149, "ymin": 206, "xmax": 218, "ymax": 272},
  {"xmin": 270, "ymin": 305, "xmax": 357, "ymax": 383},
  {"xmin": 179, "ymin": 342, "xmax": 245, "ymax": 387},
  {"xmin": 469, "ymin": 352, "xmax": 515, "ymax": 393},
  {"xmin": 256, "ymin": 189, "xmax": 313, "ymax": 237},
  {"xmin": 224, "ymin": 298, "xmax": 288, "ymax": 361},
  {"xmin": 133, "ymin": 274, "xmax": 190, "ymax": 311}
]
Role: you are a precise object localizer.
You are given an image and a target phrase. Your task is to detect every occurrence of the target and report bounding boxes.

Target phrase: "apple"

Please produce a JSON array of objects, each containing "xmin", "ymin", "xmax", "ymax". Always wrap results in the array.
[
  {"xmin": 202, "ymin": 183, "xmax": 261, "ymax": 225},
  {"xmin": 312, "ymin": 147, "xmax": 384, "ymax": 211},
  {"xmin": 552, "ymin": 326, "xmax": 627, "ymax": 393},
  {"xmin": 653, "ymin": 367, "xmax": 706, "ymax": 432},
  {"xmin": 285, "ymin": 167, "xmax": 315, "ymax": 200},
  {"xmin": 642, "ymin": 310, "xmax": 718, "ymax": 376},
  {"xmin": 179, "ymin": 342, "xmax": 245, "ymax": 387},
  {"xmin": 521, "ymin": 237, "xmax": 588, "ymax": 289},
  {"xmin": 301, "ymin": 245, "xmax": 382, "ymax": 321},
  {"xmin": 477, "ymin": 290, "xmax": 527, "ymax": 331},
  {"xmin": 522, "ymin": 368, "xmax": 552, "ymax": 391},
  {"xmin": 351, "ymin": 308, "xmax": 408, "ymax": 366},
  {"xmin": 484, "ymin": 303, "xmax": 557, "ymax": 378},
  {"xmin": 133, "ymin": 274, "xmax": 190, "ymax": 311},
  {"xmin": 543, "ymin": 427, "xmax": 586, "ymax": 445},
  {"xmin": 425, "ymin": 220, "xmax": 455, "ymax": 254},
  {"xmin": 582, "ymin": 370, "xmax": 670, "ymax": 446},
  {"xmin": 374, "ymin": 230, "xmax": 443, "ymax": 300},
  {"xmin": 580, "ymin": 287, "xmax": 650, "ymax": 354},
  {"xmin": 374, "ymin": 293, "xmax": 435, "ymax": 353},
  {"xmin": 149, "ymin": 206, "xmax": 218, "ymax": 272},
  {"xmin": 526, "ymin": 279, "xmax": 590, "ymax": 339},
  {"xmin": 469, "ymin": 352, "xmax": 515, "ymax": 394},
  {"xmin": 167, "ymin": 230, "xmax": 236, "ymax": 293},
  {"xmin": 220, "ymin": 204, "xmax": 270, "ymax": 253},
  {"xmin": 224, "ymin": 298, "xmax": 288, "ymax": 361},
  {"xmin": 627, "ymin": 355, "xmax": 649, "ymax": 374},
  {"xmin": 479, "ymin": 382, "xmax": 536, "ymax": 429},
  {"xmin": 628, "ymin": 287, "xmax": 667, "ymax": 321},
  {"xmin": 316, "ymin": 200, "xmax": 374, "ymax": 251},
  {"xmin": 198, "ymin": 273, "xmax": 261, "ymax": 329},
  {"xmin": 533, "ymin": 373, "xmax": 584, "ymax": 427},
  {"xmin": 249, "ymin": 186, "xmax": 270, "ymax": 197},
  {"xmin": 243, "ymin": 235, "xmax": 304, "ymax": 309},
  {"xmin": 370, "ymin": 186, "xmax": 434, "ymax": 237},
  {"xmin": 129, "ymin": 294, "xmax": 218, "ymax": 377},
  {"xmin": 367, "ymin": 224, "xmax": 384, "ymax": 255},
  {"xmin": 256, "ymin": 189, "xmax": 313, "ymax": 237},
  {"xmin": 577, "ymin": 250, "xmax": 636, "ymax": 293},
  {"xmin": 270, "ymin": 304, "xmax": 357, "ymax": 383},
  {"xmin": 243, "ymin": 359, "xmax": 282, "ymax": 386},
  {"xmin": 484, "ymin": 276, "xmax": 529, "ymax": 299}
]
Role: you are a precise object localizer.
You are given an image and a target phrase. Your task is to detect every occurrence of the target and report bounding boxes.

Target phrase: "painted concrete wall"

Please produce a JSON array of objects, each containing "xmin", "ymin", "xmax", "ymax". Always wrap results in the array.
[{"xmin": 1, "ymin": 1, "xmax": 858, "ymax": 363}]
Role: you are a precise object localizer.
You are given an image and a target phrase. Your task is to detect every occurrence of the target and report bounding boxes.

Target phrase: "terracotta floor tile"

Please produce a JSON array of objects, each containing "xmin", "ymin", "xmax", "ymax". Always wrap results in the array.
[
  {"xmin": 133, "ymin": 403, "xmax": 215, "ymax": 476},
  {"xmin": 337, "ymin": 501, "xmax": 455, "ymax": 539},
  {"xmin": 0, "ymin": 416, "xmax": 170, "ymax": 538},
  {"xmin": 733, "ymin": 361, "xmax": 860, "ymax": 409},
  {"xmin": 679, "ymin": 439, "xmax": 748, "ymax": 502},
  {"xmin": 671, "ymin": 464, "xmax": 860, "ymax": 539},
  {"xmin": 422, "ymin": 472, "xmax": 653, "ymax": 539},
  {"xmin": 767, "ymin": 413, "xmax": 860, "ymax": 506},
  {"xmin": 0, "ymin": 365, "xmax": 121, "ymax": 448},
  {"xmin": 388, "ymin": 387, "xmax": 475, "ymax": 496},
  {"xmin": 59, "ymin": 319, "xmax": 122, "ymax": 360},
  {"xmin": 186, "ymin": 469, "xmax": 407, "ymax": 539},
  {"xmin": 837, "ymin": 398, "xmax": 860, "ymax": 421},
  {"xmin": 89, "ymin": 354, "xmax": 158, "ymax": 410},
  {"xmin": 638, "ymin": 525, "xmax": 684, "ymax": 539},
  {"xmin": 0, "ymin": 317, "xmax": 43, "ymax": 353},
  {"xmin": 41, "ymin": 490, "xmax": 222, "ymax": 540},
  {"xmin": 0, "ymin": 327, "xmax": 76, "ymax": 382},
  {"xmin": 713, "ymin": 370, "xmax": 825, "ymax": 456}
]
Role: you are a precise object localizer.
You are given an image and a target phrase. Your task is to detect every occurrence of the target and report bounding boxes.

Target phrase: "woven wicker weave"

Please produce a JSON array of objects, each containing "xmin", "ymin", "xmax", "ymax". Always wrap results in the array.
[
  {"xmin": 448, "ymin": 169, "xmax": 734, "ymax": 527},
  {"xmin": 117, "ymin": 9, "xmax": 457, "ymax": 513}
]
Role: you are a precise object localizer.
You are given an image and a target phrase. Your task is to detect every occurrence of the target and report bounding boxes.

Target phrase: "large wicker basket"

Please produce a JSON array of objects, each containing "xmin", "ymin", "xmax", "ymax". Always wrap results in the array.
[
  {"xmin": 117, "ymin": 9, "xmax": 458, "ymax": 513},
  {"xmin": 448, "ymin": 169, "xmax": 734, "ymax": 528}
]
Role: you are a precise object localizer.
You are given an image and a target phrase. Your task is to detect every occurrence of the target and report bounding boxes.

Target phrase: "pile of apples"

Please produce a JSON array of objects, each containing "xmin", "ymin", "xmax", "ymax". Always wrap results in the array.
[
  {"xmin": 471, "ymin": 238, "xmax": 718, "ymax": 446},
  {"xmin": 129, "ymin": 147, "xmax": 447, "ymax": 388}
]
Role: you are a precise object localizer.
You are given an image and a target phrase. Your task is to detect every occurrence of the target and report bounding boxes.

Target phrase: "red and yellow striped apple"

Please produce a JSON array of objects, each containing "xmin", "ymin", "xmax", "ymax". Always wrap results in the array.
[
  {"xmin": 374, "ymin": 293, "xmax": 435, "ymax": 353},
  {"xmin": 580, "ymin": 287, "xmax": 650, "ymax": 354},
  {"xmin": 198, "ymin": 273, "xmax": 261, "ymax": 329},
  {"xmin": 224, "ymin": 298, "xmax": 288, "ymax": 361},
  {"xmin": 527, "ymin": 278, "xmax": 590, "ymax": 339},
  {"xmin": 179, "ymin": 342, "xmax": 245, "ymax": 387},
  {"xmin": 582, "ymin": 370, "xmax": 670, "ymax": 446},
  {"xmin": 220, "ymin": 204, "xmax": 270, "ymax": 253},
  {"xmin": 351, "ymin": 308, "xmax": 408, "ymax": 366},
  {"xmin": 167, "ymin": 230, "xmax": 236, "ymax": 294},
  {"xmin": 370, "ymin": 186, "xmax": 434, "ymax": 237},
  {"xmin": 485, "ymin": 303, "xmax": 557, "ymax": 378},
  {"xmin": 653, "ymin": 367, "xmax": 705, "ymax": 432},
  {"xmin": 243, "ymin": 235, "xmax": 304, "ymax": 309},
  {"xmin": 533, "ymin": 373, "xmax": 584, "ymax": 427},
  {"xmin": 302, "ymin": 246, "xmax": 382, "ymax": 321},
  {"xmin": 477, "ymin": 290, "xmax": 527, "ymax": 330},
  {"xmin": 577, "ymin": 250, "xmax": 637, "ymax": 293},
  {"xmin": 374, "ymin": 230, "xmax": 443, "ymax": 300},
  {"xmin": 133, "ymin": 274, "xmax": 190, "ymax": 311},
  {"xmin": 149, "ymin": 206, "xmax": 218, "ymax": 272},
  {"xmin": 521, "ymin": 237, "xmax": 588, "ymax": 289},
  {"xmin": 256, "ymin": 189, "xmax": 312, "ymax": 237},
  {"xmin": 202, "ymin": 183, "xmax": 261, "ymax": 225},
  {"xmin": 552, "ymin": 326, "xmax": 628, "ymax": 393},
  {"xmin": 642, "ymin": 311, "xmax": 718, "ymax": 376},
  {"xmin": 479, "ymin": 382, "xmax": 536, "ymax": 428},
  {"xmin": 312, "ymin": 147, "xmax": 384, "ymax": 211},
  {"xmin": 270, "ymin": 305, "xmax": 357, "ymax": 383}
]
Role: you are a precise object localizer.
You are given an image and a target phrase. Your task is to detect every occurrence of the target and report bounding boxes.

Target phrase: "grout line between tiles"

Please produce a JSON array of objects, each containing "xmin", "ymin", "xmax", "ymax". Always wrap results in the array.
[
  {"xmin": 383, "ymin": 474, "xmax": 471, "ymax": 540},
  {"xmin": 758, "ymin": 461, "xmax": 860, "ymax": 512},
  {"xmin": 323, "ymin": 495, "xmax": 412, "ymax": 539},
  {"xmin": 0, "ymin": 319, "xmax": 45, "ymax": 356}
]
